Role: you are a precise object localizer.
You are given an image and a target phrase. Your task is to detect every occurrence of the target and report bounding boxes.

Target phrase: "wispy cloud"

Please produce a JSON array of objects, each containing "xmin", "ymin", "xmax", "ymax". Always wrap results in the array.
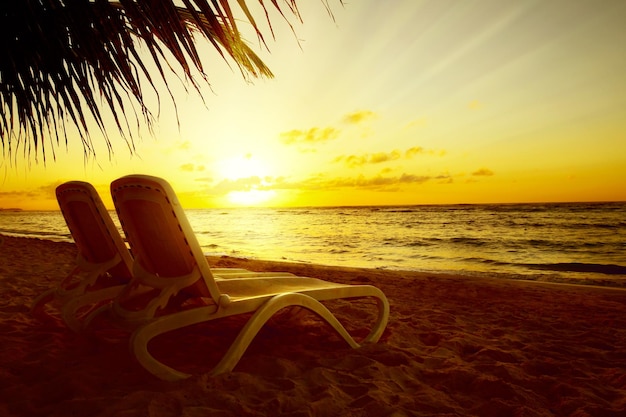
[
  {"xmin": 0, "ymin": 190, "xmax": 39, "ymax": 199},
  {"xmin": 0, "ymin": 181, "xmax": 62, "ymax": 206},
  {"xmin": 280, "ymin": 127, "xmax": 339, "ymax": 145},
  {"xmin": 273, "ymin": 172, "xmax": 454, "ymax": 193},
  {"xmin": 211, "ymin": 176, "xmax": 263, "ymax": 194},
  {"xmin": 334, "ymin": 151, "xmax": 402, "ymax": 167},
  {"xmin": 194, "ymin": 177, "xmax": 214, "ymax": 184},
  {"xmin": 162, "ymin": 140, "xmax": 193, "ymax": 155},
  {"xmin": 342, "ymin": 110, "xmax": 376, "ymax": 124},
  {"xmin": 180, "ymin": 163, "xmax": 205, "ymax": 172},
  {"xmin": 335, "ymin": 146, "xmax": 444, "ymax": 168},
  {"xmin": 404, "ymin": 147, "xmax": 425, "ymax": 158},
  {"xmin": 279, "ymin": 110, "xmax": 376, "ymax": 151},
  {"xmin": 323, "ymin": 173, "xmax": 433, "ymax": 190},
  {"xmin": 472, "ymin": 168, "xmax": 494, "ymax": 176},
  {"xmin": 405, "ymin": 146, "xmax": 446, "ymax": 157},
  {"xmin": 195, "ymin": 171, "xmax": 453, "ymax": 196},
  {"xmin": 37, "ymin": 182, "xmax": 64, "ymax": 196}
]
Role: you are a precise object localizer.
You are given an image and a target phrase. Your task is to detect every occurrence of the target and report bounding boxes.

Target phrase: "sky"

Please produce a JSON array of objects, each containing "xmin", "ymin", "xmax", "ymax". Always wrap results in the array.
[{"xmin": 2, "ymin": 0, "xmax": 626, "ymax": 210}]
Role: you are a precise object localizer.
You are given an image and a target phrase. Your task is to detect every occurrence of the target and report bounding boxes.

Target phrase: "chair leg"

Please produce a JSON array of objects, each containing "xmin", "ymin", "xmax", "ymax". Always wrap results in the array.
[
  {"xmin": 130, "ymin": 305, "xmax": 220, "ymax": 381},
  {"xmin": 210, "ymin": 292, "xmax": 363, "ymax": 376},
  {"xmin": 130, "ymin": 292, "xmax": 387, "ymax": 381},
  {"xmin": 61, "ymin": 285, "xmax": 126, "ymax": 332},
  {"xmin": 30, "ymin": 288, "xmax": 56, "ymax": 314},
  {"xmin": 354, "ymin": 287, "xmax": 390, "ymax": 344}
]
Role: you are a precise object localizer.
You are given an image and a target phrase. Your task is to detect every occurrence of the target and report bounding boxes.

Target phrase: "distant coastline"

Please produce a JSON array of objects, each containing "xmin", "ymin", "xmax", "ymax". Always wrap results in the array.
[{"xmin": 1, "ymin": 201, "xmax": 626, "ymax": 212}]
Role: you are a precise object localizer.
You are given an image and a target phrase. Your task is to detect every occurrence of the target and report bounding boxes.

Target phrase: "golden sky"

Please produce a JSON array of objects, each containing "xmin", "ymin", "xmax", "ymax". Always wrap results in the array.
[{"xmin": 2, "ymin": 0, "xmax": 626, "ymax": 210}]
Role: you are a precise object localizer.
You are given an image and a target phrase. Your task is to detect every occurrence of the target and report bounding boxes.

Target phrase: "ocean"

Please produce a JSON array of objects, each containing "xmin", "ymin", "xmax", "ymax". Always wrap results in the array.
[{"xmin": 1, "ymin": 202, "xmax": 625, "ymax": 287}]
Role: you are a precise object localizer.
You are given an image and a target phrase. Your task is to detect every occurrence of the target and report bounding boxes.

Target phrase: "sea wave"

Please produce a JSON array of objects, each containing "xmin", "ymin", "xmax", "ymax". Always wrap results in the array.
[
  {"xmin": 527, "ymin": 262, "xmax": 626, "ymax": 276},
  {"xmin": 3, "ymin": 202, "xmax": 625, "ymax": 287},
  {"xmin": 0, "ymin": 229, "xmax": 71, "ymax": 241}
]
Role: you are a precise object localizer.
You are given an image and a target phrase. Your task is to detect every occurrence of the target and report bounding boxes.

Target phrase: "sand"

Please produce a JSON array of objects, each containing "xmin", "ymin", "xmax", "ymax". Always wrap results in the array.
[{"xmin": 1, "ymin": 235, "xmax": 625, "ymax": 416}]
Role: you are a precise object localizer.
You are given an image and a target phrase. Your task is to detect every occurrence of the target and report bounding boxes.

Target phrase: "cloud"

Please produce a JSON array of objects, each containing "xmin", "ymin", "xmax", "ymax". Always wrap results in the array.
[
  {"xmin": 210, "ymin": 176, "xmax": 263, "ymax": 194},
  {"xmin": 210, "ymin": 173, "xmax": 444, "ymax": 194},
  {"xmin": 0, "ymin": 181, "xmax": 63, "ymax": 207},
  {"xmin": 335, "ymin": 150, "xmax": 402, "ymax": 168},
  {"xmin": 406, "ymin": 146, "xmax": 446, "ymax": 157},
  {"xmin": 335, "ymin": 146, "xmax": 443, "ymax": 168},
  {"xmin": 0, "ymin": 190, "xmax": 39, "ymax": 199},
  {"xmin": 405, "ymin": 147, "xmax": 425, "ymax": 158},
  {"xmin": 180, "ymin": 163, "xmax": 205, "ymax": 172},
  {"xmin": 162, "ymin": 140, "xmax": 193, "ymax": 155},
  {"xmin": 342, "ymin": 110, "xmax": 376, "ymax": 124},
  {"xmin": 290, "ymin": 172, "xmax": 442, "ymax": 192},
  {"xmin": 38, "ymin": 182, "xmax": 65, "ymax": 196},
  {"xmin": 371, "ymin": 151, "xmax": 401, "ymax": 164},
  {"xmin": 472, "ymin": 168, "xmax": 494, "ymax": 176},
  {"xmin": 193, "ymin": 176, "xmax": 273, "ymax": 195},
  {"xmin": 280, "ymin": 127, "xmax": 339, "ymax": 145}
]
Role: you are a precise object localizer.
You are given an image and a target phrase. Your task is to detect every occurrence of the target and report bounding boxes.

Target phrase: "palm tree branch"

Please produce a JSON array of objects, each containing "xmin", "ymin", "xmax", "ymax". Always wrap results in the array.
[{"xmin": 1, "ymin": 0, "xmax": 319, "ymax": 163}]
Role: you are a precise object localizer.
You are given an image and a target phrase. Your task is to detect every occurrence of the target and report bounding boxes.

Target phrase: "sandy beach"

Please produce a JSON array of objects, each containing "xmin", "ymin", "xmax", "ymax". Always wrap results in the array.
[{"xmin": 1, "ymin": 234, "xmax": 625, "ymax": 416}]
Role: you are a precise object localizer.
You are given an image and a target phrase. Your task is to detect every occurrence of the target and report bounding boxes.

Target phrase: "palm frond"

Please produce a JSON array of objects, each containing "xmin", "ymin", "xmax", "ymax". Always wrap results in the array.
[{"xmin": 0, "ymin": 0, "xmax": 307, "ymax": 163}]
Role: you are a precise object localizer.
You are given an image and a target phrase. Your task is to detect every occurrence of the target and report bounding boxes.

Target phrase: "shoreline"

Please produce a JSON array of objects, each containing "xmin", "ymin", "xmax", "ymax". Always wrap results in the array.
[
  {"xmin": 1, "ymin": 235, "xmax": 626, "ymax": 416},
  {"xmin": 207, "ymin": 254, "xmax": 626, "ymax": 293},
  {"xmin": 2, "ymin": 232, "xmax": 626, "ymax": 290},
  {"xmin": 3, "ymin": 201, "xmax": 626, "ymax": 289}
]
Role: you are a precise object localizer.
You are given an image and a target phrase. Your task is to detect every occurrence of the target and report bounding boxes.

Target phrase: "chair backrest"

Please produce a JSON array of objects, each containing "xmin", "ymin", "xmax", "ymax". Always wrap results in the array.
[
  {"xmin": 110, "ymin": 175, "xmax": 222, "ymax": 304},
  {"xmin": 56, "ymin": 181, "xmax": 133, "ymax": 279}
]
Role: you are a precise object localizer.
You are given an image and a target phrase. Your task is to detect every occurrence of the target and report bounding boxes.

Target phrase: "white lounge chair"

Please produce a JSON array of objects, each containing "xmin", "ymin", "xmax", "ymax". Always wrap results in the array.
[
  {"xmin": 95, "ymin": 174, "xmax": 389, "ymax": 380},
  {"xmin": 31, "ymin": 181, "xmax": 134, "ymax": 331},
  {"xmin": 31, "ymin": 181, "xmax": 291, "ymax": 331}
]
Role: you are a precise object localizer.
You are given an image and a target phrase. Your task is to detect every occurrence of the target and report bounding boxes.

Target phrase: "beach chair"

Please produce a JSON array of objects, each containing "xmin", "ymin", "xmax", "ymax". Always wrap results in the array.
[
  {"xmin": 96, "ymin": 174, "xmax": 389, "ymax": 381},
  {"xmin": 31, "ymin": 181, "xmax": 134, "ymax": 331},
  {"xmin": 31, "ymin": 182, "xmax": 293, "ymax": 331}
]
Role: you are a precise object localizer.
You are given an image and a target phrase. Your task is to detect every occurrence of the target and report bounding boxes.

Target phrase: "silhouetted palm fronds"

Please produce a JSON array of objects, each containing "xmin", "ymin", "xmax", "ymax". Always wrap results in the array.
[{"xmin": 0, "ymin": 0, "xmax": 303, "ymax": 162}]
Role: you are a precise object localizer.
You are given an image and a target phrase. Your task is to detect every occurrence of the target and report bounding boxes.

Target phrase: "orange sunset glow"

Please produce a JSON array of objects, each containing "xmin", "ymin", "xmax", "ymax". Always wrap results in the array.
[{"xmin": 2, "ymin": 0, "xmax": 625, "ymax": 210}]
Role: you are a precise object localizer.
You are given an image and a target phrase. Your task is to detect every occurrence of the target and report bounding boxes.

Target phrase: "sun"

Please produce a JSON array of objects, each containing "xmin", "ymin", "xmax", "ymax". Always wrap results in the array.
[
  {"xmin": 227, "ymin": 189, "xmax": 276, "ymax": 206},
  {"xmin": 216, "ymin": 154, "xmax": 277, "ymax": 206},
  {"xmin": 217, "ymin": 154, "xmax": 268, "ymax": 180}
]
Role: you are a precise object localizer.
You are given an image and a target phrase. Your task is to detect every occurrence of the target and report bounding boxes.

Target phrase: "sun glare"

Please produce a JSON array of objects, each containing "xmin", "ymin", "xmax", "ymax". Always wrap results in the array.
[
  {"xmin": 215, "ymin": 154, "xmax": 278, "ymax": 206},
  {"xmin": 218, "ymin": 154, "xmax": 268, "ymax": 180},
  {"xmin": 227, "ymin": 190, "xmax": 276, "ymax": 206}
]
